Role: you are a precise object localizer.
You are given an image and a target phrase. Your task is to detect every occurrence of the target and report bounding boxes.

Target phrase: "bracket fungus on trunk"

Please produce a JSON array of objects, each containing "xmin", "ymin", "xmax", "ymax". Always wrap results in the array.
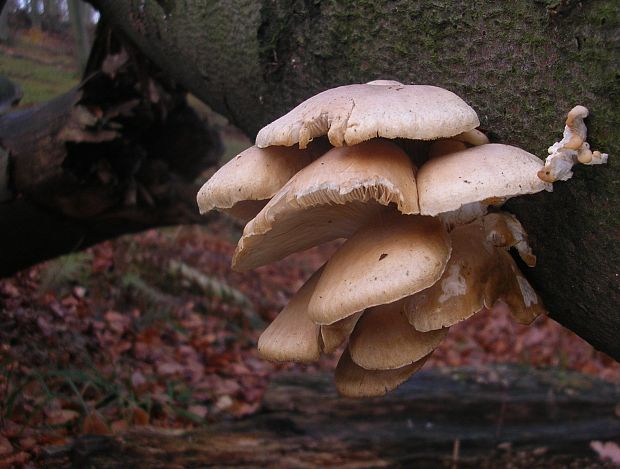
[{"xmin": 197, "ymin": 81, "xmax": 608, "ymax": 398}]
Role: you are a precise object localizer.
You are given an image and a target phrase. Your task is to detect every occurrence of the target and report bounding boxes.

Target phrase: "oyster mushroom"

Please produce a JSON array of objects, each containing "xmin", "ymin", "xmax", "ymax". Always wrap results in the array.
[
  {"xmin": 257, "ymin": 266, "xmax": 324, "ymax": 363},
  {"xmin": 256, "ymin": 81, "xmax": 480, "ymax": 149},
  {"xmin": 233, "ymin": 139, "xmax": 419, "ymax": 271},
  {"xmin": 348, "ymin": 299, "xmax": 447, "ymax": 370},
  {"xmin": 197, "ymin": 141, "xmax": 328, "ymax": 221},
  {"xmin": 307, "ymin": 212, "xmax": 451, "ymax": 325},
  {"xmin": 417, "ymin": 144, "xmax": 552, "ymax": 218},
  {"xmin": 405, "ymin": 218, "xmax": 545, "ymax": 332},
  {"xmin": 335, "ymin": 348, "xmax": 430, "ymax": 398}
]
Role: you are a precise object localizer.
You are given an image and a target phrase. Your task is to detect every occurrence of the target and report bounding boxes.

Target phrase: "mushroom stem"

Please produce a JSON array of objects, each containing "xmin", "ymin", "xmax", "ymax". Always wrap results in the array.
[{"xmin": 538, "ymin": 105, "xmax": 608, "ymax": 183}]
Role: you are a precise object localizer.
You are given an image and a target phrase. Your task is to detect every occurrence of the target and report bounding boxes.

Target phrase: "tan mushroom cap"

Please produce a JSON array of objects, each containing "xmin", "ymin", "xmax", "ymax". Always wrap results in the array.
[
  {"xmin": 453, "ymin": 128, "xmax": 490, "ymax": 146},
  {"xmin": 417, "ymin": 144, "xmax": 552, "ymax": 216},
  {"xmin": 406, "ymin": 221, "xmax": 498, "ymax": 331},
  {"xmin": 407, "ymin": 218, "xmax": 545, "ymax": 330},
  {"xmin": 232, "ymin": 139, "xmax": 419, "ymax": 271},
  {"xmin": 196, "ymin": 142, "xmax": 327, "ymax": 221},
  {"xmin": 257, "ymin": 267, "xmax": 324, "ymax": 363},
  {"xmin": 335, "ymin": 347, "xmax": 429, "ymax": 398},
  {"xmin": 307, "ymin": 213, "xmax": 451, "ymax": 325},
  {"xmin": 349, "ymin": 299, "xmax": 447, "ymax": 370},
  {"xmin": 256, "ymin": 82, "xmax": 480, "ymax": 149},
  {"xmin": 320, "ymin": 312, "xmax": 362, "ymax": 355}
]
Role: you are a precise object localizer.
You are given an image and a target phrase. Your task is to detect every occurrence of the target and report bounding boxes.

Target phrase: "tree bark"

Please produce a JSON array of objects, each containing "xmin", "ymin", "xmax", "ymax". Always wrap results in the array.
[
  {"xmin": 0, "ymin": 23, "xmax": 221, "ymax": 276},
  {"xmin": 90, "ymin": 0, "xmax": 620, "ymax": 362}
]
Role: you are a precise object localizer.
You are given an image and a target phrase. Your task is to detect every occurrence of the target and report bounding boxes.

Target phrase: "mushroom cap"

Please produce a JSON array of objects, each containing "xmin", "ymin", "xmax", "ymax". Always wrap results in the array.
[
  {"xmin": 196, "ymin": 143, "xmax": 325, "ymax": 221},
  {"xmin": 349, "ymin": 299, "xmax": 447, "ymax": 370},
  {"xmin": 417, "ymin": 144, "xmax": 552, "ymax": 216},
  {"xmin": 307, "ymin": 213, "xmax": 451, "ymax": 325},
  {"xmin": 405, "ymin": 221, "xmax": 498, "ymax": 331},
  {"xmin": 232, "ymin": 139, "xmax": 419, "ymax": 271},
  {"xmin": 320, "ymin": 312, "xmax": 362, "ymax": 355},
  {"xmin": 256, "ymin": 83, "xmax": 480, "ymax": 149},
  {"xmin": 335, "ymin": 347, "xmax": 429, "ymax": 398},
  {"xmin": 257, "ymin": 267, "xmax": 324, "ymax": 363},
  {"xmin": 453, "ymin": 128, "xmax": 490, "ymax": 146}
]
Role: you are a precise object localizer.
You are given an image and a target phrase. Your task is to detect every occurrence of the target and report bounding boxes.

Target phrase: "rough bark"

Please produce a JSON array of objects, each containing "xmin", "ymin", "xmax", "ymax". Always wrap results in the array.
[
  {"xmin": 41, "ymin": 366, "xmax": 620, "ymax": 468},
  {"xmin": 91, "ymin": 0, "xmax": 620, "ymax": 361},
  {"xmin": 0, "ymin": 23, "xmax": 221, "ymax": 276}
]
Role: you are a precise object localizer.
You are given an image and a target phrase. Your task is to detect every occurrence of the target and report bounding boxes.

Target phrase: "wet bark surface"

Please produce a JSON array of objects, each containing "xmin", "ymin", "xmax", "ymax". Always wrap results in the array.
[
  {"xmin": 42, "ymin": 365, "xmax": 620, "ymax": 468},
  {"xmin": 90, "ymin": 1, "xmax": 620, "ymax": 361}
]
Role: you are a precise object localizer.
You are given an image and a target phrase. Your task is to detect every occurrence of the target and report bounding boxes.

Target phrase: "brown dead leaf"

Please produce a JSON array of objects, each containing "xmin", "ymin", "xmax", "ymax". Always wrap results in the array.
[
  {"xmin": 132, "ymin": 407, "xmax": 150, "ymax": 426},
  {"xmin": 590, "ymin": 440, "xmax": 620, "ymax": 464},
  {"xmin": 82, "ymin": 411, "xmax": 111, "ymax": 436},
  {"xmin": 0, "ymin": 435, "xmax": 13, "ymax": 456},
  {"xmin": 46, "ymin": 409, "xmax": 80, "ymax": 426}
]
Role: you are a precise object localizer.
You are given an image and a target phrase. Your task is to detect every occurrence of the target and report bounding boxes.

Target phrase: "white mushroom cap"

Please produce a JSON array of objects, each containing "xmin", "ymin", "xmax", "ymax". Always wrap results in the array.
[
  {"xmin": 335, "ymin": 347, "xmax": 429, "ymax": 398},
  {"xmin": 256, "ymin": 83, "xmax": 480, "ymax": 149},
  {"xmin": 196, "ymin": 142, "xmax": 327, "ymax": 221},
  {"xmin": 232, "ymin": 139, "xmax": 419, "ymax": 271},
  {"xmin": 348, "ymin": 299, "xmax": 447, "ymax": 370},
  {"xmin": 307, "ymin": 213, "xmax": 451, "ymax": 325},
  {"xmin": 417, "ymin": 144, "xmax": 552, "ymax": 216},
  {"xmin": 257, "ymin": 267, "xmax": 324, "ymax": 363}
]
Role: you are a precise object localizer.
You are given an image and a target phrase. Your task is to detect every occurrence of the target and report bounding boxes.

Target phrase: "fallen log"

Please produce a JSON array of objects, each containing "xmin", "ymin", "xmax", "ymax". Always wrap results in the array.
[
  {"xmin": 42, "ymin": 365, "xmax": 620, "ymax": 468},
  {"xmin": 0, "ymin": 23, "xmax": 221, "ymax": 276}
]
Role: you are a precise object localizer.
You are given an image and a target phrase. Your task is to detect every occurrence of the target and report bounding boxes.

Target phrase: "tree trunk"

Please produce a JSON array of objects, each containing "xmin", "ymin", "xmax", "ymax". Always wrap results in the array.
[
  {"xmin": 41, "ymin": 366, "xmax": 620, "ymax": 468},
  {"xmin": 0, "ymin": 1, "xmax": 9, "ymax": 43},
  {"xmin": 0, "ymin": 22, "xmax": 221, "ymax": 276},
  {"xmin": 30, "ymin": 0, "xmax": 41, "ymax": 29},
  {"xmin": 67, "ymin": 0, "xmax": 90, "ymax": 73},
  {"xmin": 90, "ymin": 0, "xmax": 620, "ymax": 362}
]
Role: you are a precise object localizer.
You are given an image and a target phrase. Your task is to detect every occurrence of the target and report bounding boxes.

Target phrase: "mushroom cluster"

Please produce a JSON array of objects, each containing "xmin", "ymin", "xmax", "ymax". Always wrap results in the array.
[{"xmin": 197, "ymin": 81, "xmax": 606, "ymax": 398}]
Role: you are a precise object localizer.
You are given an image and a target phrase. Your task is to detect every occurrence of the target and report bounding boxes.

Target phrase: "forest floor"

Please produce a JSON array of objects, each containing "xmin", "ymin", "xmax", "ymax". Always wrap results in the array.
[
  {"xmin": 1, "ymin": 219, "xmax": 619, "ymax": 467},
  {"xmin": 1, "ymin": 28, "xmax": 619, "ymax": 468}
]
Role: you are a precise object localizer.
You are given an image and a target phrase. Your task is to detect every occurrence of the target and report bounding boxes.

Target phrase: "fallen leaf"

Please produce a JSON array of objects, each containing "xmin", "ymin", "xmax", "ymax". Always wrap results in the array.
[
  {"xmin": 591, "ymin": 440, "xmax": 620, "ymax": 464},
  {"xmin": 0, "ymin": 435, "xmax": 13, "ymax": 455},
  {"xmin": 132, "ymin": 407, "xmax": 150, "ymax": 426},
  {"xmin": 82, "ymin": 411, "xmax": 111, "ymax": 436}
]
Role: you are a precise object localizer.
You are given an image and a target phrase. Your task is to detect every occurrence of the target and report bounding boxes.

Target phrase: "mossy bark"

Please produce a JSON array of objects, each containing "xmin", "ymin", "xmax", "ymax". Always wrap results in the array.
[{"xmin": 91, "ymin": 0, "xmax": 620, "ymax": 360}]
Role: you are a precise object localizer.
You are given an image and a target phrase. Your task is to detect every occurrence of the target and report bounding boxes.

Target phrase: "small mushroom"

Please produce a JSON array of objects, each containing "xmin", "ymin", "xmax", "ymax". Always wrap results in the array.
[
  {"xmin": 197, "ymin": 141, "xmax": 327, "ymax": 221},
  {"xmin": 335, "ymin": 347, "xmax": 430, "ymax": 398},
  {"xmin": 307, "ymin": 212, "xmax": 451, "ymax": 325},
  {"xmin": 538, "ymin": 105, "xmax": 608, "ymax": 183},
  {"xmin": 232, "ymin": 139, "xmax": 419, "ymax": 271},
  {"xmin": 256, "ymin": 82, "xmax": 480, "ymax": 149},
  {"xmin": 417, "ymin": 143, "xmax": 552, "ymax": 217},
  {"xmin": 348, "ymin": 299, "xmax": 447, "ymax": 370}
]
